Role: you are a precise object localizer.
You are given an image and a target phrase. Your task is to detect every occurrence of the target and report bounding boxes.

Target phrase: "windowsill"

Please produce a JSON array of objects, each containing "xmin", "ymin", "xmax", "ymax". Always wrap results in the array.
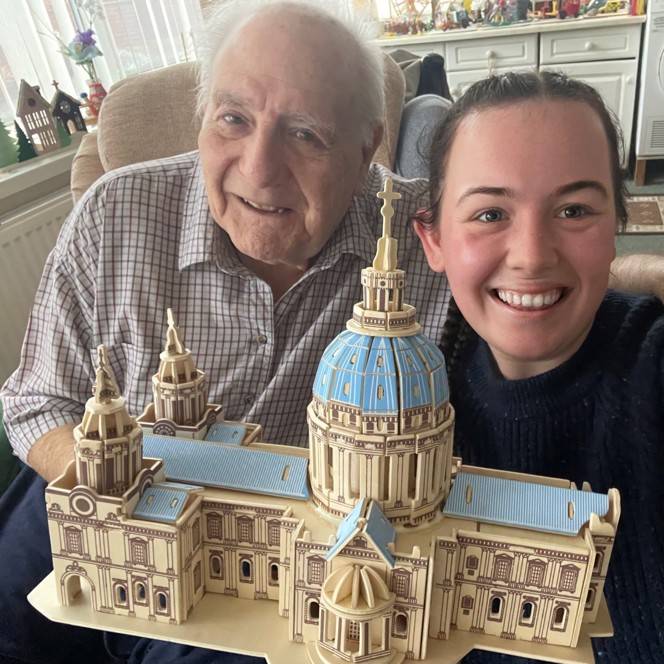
[{"xmin": 0, "ymin": 132, "xmax": 85, "ymax": 218}]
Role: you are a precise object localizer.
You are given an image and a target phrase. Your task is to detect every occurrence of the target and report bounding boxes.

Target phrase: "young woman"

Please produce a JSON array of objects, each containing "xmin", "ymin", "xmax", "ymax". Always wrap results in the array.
[{"xmin": 414, "ymin": 70, "xmax": 664, "ymax": 662}]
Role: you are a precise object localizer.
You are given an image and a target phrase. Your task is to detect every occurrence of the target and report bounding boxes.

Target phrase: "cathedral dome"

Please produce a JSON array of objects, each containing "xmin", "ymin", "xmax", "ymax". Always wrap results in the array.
[{"xmin": 311, "ymin": 330, "xmax": 449, "ymax": 434}]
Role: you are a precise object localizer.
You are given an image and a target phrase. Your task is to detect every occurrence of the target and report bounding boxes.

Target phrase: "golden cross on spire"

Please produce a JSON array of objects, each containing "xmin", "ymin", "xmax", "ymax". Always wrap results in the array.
[{"xmin": 373, "ymin": 178, "xmax": 401, "ymax": 272}]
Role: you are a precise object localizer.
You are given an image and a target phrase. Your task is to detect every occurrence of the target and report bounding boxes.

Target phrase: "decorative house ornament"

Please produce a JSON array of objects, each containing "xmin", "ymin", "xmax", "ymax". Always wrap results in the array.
[
  {"xmin": 31, "ymin": 180, "xmax": 620, "ymax": 663},
  {"xmin": 50, "ymin": 82, "xmax": 87, "ymax": 135},
  {"xmin": 16, "ymin": 80, "xmax": 60, "ymax": 153}
]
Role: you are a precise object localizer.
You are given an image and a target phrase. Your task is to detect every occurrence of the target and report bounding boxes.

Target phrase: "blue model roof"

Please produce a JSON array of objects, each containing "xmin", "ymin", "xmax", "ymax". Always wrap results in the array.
[
  {"xmin": 364, "ymin": 501, "xmax": 396, "ymax": 567},
  {"xmin": 134, "ymin": 484, "xmax": 193, "ymax": 523},
  {"xmin": 312, "ymin": 330, "xmax": 449, "ymax": 414},
  {"xmin": 326, "ymin": 499, "xmax": 396, "ymax": 567},
  {"xmin": 204, "ymin": 422, "xmax": 248, "ymax": 445},
  {"xmin": 443, "ymin": 471, "xmax": 610, "ymax": 536},
  {"xmin": 143, "ymin": 434, "xmax": 310, "ymax": 500}
]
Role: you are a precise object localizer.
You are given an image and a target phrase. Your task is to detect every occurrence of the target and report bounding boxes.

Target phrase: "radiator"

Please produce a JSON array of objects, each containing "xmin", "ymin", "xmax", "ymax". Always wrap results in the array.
[{"xmin": 0, "ymin": 190, "xmax": 73, "ymax": 385}]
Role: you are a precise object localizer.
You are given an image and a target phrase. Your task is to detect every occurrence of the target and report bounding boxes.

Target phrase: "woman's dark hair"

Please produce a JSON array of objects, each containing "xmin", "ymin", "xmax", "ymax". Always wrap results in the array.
[{"xmin": 415, "ymin": 69, "xmax": 628, "ymax": 231}]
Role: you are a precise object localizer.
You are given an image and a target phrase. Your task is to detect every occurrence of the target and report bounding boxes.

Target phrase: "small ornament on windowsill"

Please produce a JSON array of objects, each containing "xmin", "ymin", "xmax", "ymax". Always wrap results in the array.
[
  {"xmin": 61, "ymin": 28, "xmax": 107, "ymax": 116},
  {"xmin": 35, "ymin": 1, "xmax": 107, "ymax": 116}
]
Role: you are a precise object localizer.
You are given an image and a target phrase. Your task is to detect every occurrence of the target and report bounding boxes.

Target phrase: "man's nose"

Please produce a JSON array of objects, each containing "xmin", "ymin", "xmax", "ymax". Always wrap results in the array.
[
  {"xmin": 239, "ymin": 127, "xmax": 286, "ymax": 187},
  {"xmin": 504, "ymin": 216, "xmax": 559, "ymax": 273}
]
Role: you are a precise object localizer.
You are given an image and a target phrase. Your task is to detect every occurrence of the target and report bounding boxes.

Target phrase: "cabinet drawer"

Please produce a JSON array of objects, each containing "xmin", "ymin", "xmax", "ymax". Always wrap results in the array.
[
  {"xmin": 540, "ymin": 24, "xmax": 641, "ymax": 65},
  {"xmin": 447, "ymin": 65, "xmax": 537, "ymax": 100},
  {"xmin": 446, "ymin": 34, "xmax": 538, "ymax": 72}
]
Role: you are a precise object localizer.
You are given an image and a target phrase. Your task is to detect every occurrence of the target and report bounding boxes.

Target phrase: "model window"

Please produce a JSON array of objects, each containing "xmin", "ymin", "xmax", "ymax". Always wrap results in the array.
[
  {"xmin": 488, "ymin": 595, "xmax": 504, "ymax": 621},
  {"xmin": 155, "ymin": 591, "xmax": 168, "ymax": 613},
  {"xmin": 240, "ymin": 558, "xmax": 253, "ymax": 582},
  {"xmin": 526, "ymin": 561, "xmax": 546, "ymax": 586},
  {"xmin": 135, "ymin": 582, "xmax": 147, "ymax": 603},
  {"xmin": 307, "ymin": 557, "xmax": 325, "ymax": 585},
  {"xmin": 268, "ymin": 520, "xmax": 280, "ymax": 546},
  {"xmin": 559, "ymin": 565, "xmax": 579, "ymax": 593},
  {"xmin": 520, "ymin": 601, "xmax": 536, "ymax": 626},
  {"xmin": 115, "ymin": 584, "xmax": 128, "ymax": 606},
  {"xmin": 552, "ymin": 605, "xmax": 568, "ymax": 630},
  {"xmin": 461, "ymin": 595, "xmax": 474, "ymax": 610},
  {"xmin": 65, "ymin": 527, "xmax": 83, "ymax": 554},
  {"xmin": 237, "ymin": 516, "xmax": 254, "ymax": 543},
  {"xmin": 493, "ymin": 555, "xmax": 512, "ymax": 582},
  {"xmin": 391, "ymin": 570, "xmax": 411, "ymax": 598},
  {"xmin": 131, "ymin": 539, "xmax": 148, "ymax": 565},
  {"xmin": 194, "ymin": 561, "xmax": 201, "ymax": 592},
  {"xmin": 586, "ymin": 586, "xmax": 596, "ymax": 609},
  {"xmin": 307, "ymin": 599, "xmax": 320, "ymax": 622},
  {"xmin": 192, "ymin": 518, "xmax": 200, "ymax": 547},
  {"xmin": 347, "ymin": 621, "xmax": 360, "ymax": 641},
  {"xmin": 207, "ymin": 514, "xmax": 222, "ymax": 540},
  {"xmin": 394, "ymin": 612, "xmax": 408, "ymax": 636},
  {"xmin": 593, "ymin": 551, "xmax": 604, "ymax": 573},
  {"xmin": 210, "ymin": 554, "xmax": 224, "ymax": 579},
  {"xmin": 270, "ymin": 563, "xmax": 279, "ymax": 583}
]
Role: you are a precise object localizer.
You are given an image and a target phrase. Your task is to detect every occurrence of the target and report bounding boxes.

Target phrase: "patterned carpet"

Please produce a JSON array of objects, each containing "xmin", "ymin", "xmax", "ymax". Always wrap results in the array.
[{"xmin": 624, "ymin": 196, "xmax": 664, "ymax": 234}]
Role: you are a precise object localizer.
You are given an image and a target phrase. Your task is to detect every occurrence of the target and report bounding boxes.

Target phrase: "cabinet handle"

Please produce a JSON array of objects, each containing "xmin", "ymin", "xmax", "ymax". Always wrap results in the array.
[
  {"xmin": 626, "ymin": 75, "xmax": 634, "ymax": 84},
  {"xmin": 486, "ymin": 50, "xmax": 496, "ymax": 74},
  {"xmin": 584, "ymin": 42, "xmax": 595, "ymax": 51}
]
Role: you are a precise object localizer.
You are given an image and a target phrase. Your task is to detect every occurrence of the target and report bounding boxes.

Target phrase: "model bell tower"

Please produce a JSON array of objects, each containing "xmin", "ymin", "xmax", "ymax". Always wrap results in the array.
[
  {"xmin": 74, "ymin": 345, "xmax": 143, "ymax": 495},
  {"xmin": 152, "ymin": 308, "xmax": 208, "ymax": 426},
  {"xmin": 308, "ymin": 179, "xmax": 455, "ymax": 525}
]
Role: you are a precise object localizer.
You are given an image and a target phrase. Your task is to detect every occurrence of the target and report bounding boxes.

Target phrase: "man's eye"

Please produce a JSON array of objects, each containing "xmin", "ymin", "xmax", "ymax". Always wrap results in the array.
[
  {"xmin": 221, "ymin": 113, "xmax": 244, "ymax": 125},
  {"xmin": 294, "ymin": 128, "xmax": 318, "ymax": 143},
  {"xmin": 476, "ymin": 209, "xmax": 503, "ymax": 223},
  {"xmin": 560, "ymin": 205, "xmax": 587, "ymax": 219}
]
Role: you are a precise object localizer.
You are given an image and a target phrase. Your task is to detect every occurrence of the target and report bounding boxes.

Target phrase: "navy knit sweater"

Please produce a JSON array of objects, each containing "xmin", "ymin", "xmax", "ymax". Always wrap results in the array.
[{"xmin": 446, "ymin": 291, "xmax": 664, "ymax": 663}]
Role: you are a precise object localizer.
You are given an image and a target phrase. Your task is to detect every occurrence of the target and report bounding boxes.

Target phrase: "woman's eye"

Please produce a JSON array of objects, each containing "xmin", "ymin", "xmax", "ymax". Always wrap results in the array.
[
  {"xmin": 476, "ymin": 209, "xmax": 503, "ymax": 223},
  {"xmin": 560, "ymin": 205, "xmax": 587, "ymax": 219}
]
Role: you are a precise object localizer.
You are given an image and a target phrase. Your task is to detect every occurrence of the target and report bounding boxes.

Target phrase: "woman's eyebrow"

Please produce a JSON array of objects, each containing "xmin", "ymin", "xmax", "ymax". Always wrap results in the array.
[
  {"xmin": 555, "ymin": 180, "xmax": 609, "ymax": 198},
  {"xmin": 457, "ymin": 186, "xmax": 514, "ymax": 204}
]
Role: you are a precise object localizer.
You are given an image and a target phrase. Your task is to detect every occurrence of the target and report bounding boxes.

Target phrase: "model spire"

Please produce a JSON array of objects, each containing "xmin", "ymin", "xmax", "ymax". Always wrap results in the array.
[
  {"xmin": 152, "ymin": 308, "xmax": 210, "ymax": 427},
  {"xmin": 373, "ymin": 179, "xmax": 401, "ymax": 272},
  {"xmin": 347, "ymin": 178, "xmax": 420, "ymax": 336},
  {"xmin": 165, "ymin": 307, "xmax": 186, "ymax": 356},
  {"xmin": 92, "ymin": 345, "xmax": 120, "ymax": 403}
]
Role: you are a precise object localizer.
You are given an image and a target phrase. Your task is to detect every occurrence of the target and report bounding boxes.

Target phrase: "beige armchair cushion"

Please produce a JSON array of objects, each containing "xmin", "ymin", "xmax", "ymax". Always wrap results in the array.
[{"xmin": 71, "ymin": 56, "xmax": 405, "ymax": 202}]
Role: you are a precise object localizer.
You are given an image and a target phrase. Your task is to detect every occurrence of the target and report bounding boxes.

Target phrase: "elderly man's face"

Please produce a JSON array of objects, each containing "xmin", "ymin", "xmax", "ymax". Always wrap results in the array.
[{"xmin": 198, "ymin": 12, "xmax": 380, "ymax": 275}]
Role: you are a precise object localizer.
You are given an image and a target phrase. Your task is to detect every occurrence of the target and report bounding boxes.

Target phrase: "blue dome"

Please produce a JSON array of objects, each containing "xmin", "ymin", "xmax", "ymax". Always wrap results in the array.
[{"xmin": 313, "ymin": 330, "xmax": 449, "ymax": 415}]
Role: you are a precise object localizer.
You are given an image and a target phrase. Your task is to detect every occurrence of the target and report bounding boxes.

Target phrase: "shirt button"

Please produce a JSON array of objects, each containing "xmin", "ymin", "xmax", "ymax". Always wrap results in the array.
[
  {"xmin": 257, "ymin": 334, "xmax": 268, "ymax": 345},
  {"xmin": 244, "ymin": 393, "xmax": 255, "ymax": 405}
]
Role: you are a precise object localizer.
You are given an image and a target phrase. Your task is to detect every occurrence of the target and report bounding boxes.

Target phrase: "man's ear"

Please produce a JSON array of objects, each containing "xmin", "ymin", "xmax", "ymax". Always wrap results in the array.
[
  {"xmin": 353, "ymin": 124, "xmax": 385, "ymax": 196},
  {"xmin": 413, "ymin": 216, "xmax": 446, "ymax": 273}
]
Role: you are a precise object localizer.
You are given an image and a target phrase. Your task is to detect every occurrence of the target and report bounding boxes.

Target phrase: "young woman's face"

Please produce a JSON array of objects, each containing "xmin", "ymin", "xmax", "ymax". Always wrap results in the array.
[{"xmin": 416, "ymin": 99, "xmax": 617, "ymax": 379}]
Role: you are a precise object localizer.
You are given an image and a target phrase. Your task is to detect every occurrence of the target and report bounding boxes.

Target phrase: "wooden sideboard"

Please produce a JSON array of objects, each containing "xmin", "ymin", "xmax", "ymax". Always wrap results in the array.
[{"xmin": 377, "ymin": 15, "xmax": 646, "ymax": 159}]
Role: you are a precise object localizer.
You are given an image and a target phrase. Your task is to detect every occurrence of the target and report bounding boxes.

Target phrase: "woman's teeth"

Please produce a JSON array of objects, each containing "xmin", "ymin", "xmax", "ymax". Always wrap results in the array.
[
  {"xmin": 242, "ymin": 198, "xmax": 286, "ymax": 213},
  {"xmin": 496, "ymin": 289, "xmax": 563, "ymax": 309}
]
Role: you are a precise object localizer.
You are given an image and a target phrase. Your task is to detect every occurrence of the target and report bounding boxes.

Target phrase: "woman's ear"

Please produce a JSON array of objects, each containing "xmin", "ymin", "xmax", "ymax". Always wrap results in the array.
[{"xmin": 413, "ymin": 215, "xmax": 446, "ymax": 273}]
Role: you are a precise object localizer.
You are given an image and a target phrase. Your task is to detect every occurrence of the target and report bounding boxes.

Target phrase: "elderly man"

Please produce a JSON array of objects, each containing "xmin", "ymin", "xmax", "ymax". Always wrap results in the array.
[{"xmin": 0, "ymin": 2, "xmax": 449, "ymax": 663}]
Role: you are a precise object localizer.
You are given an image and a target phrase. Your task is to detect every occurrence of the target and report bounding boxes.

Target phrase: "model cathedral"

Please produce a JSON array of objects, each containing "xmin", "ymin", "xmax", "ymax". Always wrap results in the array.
[{"xmin": 43, "ymin": 180, "xmax": 620, "ymax": 663}]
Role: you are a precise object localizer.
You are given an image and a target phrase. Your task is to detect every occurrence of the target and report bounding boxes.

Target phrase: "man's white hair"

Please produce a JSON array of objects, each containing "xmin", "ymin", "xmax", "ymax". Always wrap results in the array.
[{"xmin": 195, "ymin": 0, "xmax": 385, "ymax": 147}]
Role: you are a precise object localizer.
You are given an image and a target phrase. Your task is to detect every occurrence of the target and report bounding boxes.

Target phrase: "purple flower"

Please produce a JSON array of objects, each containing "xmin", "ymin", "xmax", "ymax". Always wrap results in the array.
[{"xmin": 72, "ymin": 28, "xmax": 97, "ymax": 48}]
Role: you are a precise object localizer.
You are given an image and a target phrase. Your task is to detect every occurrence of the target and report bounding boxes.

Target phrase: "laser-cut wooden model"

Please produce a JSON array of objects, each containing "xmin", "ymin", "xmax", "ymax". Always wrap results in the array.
[{"xmin": 31, "ymin": 179, "xmax": 620, "ymax": 663}]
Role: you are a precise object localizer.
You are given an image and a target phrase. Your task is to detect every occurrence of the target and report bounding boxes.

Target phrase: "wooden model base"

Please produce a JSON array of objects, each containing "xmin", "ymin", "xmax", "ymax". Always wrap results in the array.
[{"xmin": 30, "ymin": 571, "xmax": 612, "ymax": 664}]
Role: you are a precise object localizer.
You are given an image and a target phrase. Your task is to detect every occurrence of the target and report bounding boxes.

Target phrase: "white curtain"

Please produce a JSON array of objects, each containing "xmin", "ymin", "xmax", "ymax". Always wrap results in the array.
[{"xmin": 0, "ymin": 0, "xmax": 203, "ymax": 124}]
